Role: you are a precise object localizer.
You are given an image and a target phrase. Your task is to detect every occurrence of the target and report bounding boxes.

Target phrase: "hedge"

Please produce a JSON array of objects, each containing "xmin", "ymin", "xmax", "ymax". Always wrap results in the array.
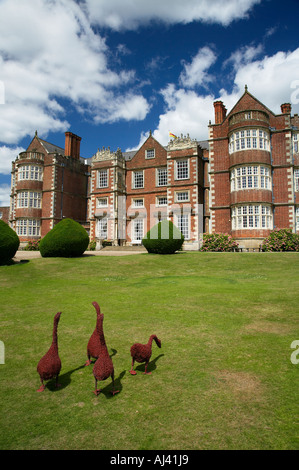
[
  {"xmin": 142, "ymin": 220, "xmax": 184, "ymax": 254},
  {"xmin": 39, "ymin": 218, "xmax": 89, "ymax": 257},
  {"xmin": 0, "ymin": 220, "xmax": 20, "ymax": 265}
]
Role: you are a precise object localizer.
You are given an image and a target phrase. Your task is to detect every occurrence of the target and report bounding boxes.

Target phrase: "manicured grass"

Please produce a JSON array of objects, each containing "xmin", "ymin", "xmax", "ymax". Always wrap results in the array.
[{"xmin": 0, "ymin": 252, "xmax": 298, "ymax": 450}]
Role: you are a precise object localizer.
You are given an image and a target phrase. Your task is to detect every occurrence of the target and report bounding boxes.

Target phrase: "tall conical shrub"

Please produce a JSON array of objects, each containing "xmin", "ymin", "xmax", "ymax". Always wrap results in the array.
[
  {"xmin": 0, "ymin": 220, "xmax": 20, "ymax": 265},
  {"xmin": 142, "ymin": 220, "xmax": 184, "ymax": 254},
  {"xmin": 39, "ymin": 218, "xmax": 89, "ymax": 258}
]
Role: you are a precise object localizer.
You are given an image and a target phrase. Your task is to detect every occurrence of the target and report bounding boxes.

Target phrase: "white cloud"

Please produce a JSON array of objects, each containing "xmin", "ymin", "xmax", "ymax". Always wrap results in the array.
[
  {"xmin": 131, "ymin": 46, "xmax": 299, "ymax": 148},
  {"xmin": 0, "ymin": 184, "xmax": 11, "ymax": 206},
  {"xmin": 179, "ymin": 46, "xmax": 217, "ymax": 88},
  {"xmin": 153, "ymin": 84, "xmax": 214, "ymax": 145},
  {"xmin": 219, "ymin": 48, "xmax": 299, "ymax": 114},
  {"xmin": 0, "ymin": 0, "xmax": 150, "ymax": 147},
  {"xmin": 0, "ymin": 143, "xmax": 23, "ymax": 205},
  {"xmin": 93, "ymin": 93, "xmax": 150, "ymax": 124},
  {"xmin": 223, "ymin": 44, "xmax": 264, "ymax": 71},
  {"xmin": 126, "ymin": 131, "xmax": 149, "ymax": 152},
  {"xmin": 0, "ymin": 145, "xmax": 25, "ymax": 174},
  {"xmin": 84, "ymin": 0, "xmax": 261, "ymax": 30}
]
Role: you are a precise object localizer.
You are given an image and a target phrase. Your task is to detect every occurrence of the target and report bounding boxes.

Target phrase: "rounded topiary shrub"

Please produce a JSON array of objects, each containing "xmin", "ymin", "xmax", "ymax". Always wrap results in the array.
[
  {"xmin": 39, "ymin": 218, "xmax": 89, "ymax": 258},
  {"xmin": 0, "ymin": 220, "xmax": 20, "ymax": 265},
  {"xmin": 142, "ymin": 220, "xmax": 184, "ymax": 254}
]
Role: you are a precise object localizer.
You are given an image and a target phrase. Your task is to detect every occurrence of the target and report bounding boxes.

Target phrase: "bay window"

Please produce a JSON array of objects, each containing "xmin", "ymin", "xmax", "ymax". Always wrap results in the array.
[
  {"xmin": 232, "ymin": 204, "xmax": 273, "ymax": 230},
  {"xmin": 229, "ymin": 129, "xmax": 270, "ymax": 154},
  {"xmin": 231, "ymin": 165, "xmax": 271, "ymax": 191}
]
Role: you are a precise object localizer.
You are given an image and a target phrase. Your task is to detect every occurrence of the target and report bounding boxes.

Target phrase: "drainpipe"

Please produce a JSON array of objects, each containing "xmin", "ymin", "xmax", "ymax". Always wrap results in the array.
[
  {"xmin": 60, "ymin": 162, "xmax": 65, "ymax": 220},
  {"xmin": 291, "ymin": 126, "xmax": 297, "ymax": 233},
  {"xmin": 269, "ymin": 127, "xmax": 275, "ymax": 229}
]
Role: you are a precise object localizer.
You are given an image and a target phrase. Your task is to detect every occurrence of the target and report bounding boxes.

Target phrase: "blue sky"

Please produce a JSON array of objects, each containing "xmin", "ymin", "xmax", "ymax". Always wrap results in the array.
[{"xmin": 0, "ymin": 0, "xmax": 299, "ymax": 205}]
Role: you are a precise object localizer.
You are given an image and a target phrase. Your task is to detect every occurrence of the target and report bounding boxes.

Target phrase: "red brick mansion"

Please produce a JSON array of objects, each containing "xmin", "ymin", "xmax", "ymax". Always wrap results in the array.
[{"xmin": 8, "ymin": 88, "xmax": 299, "ymax": 249}]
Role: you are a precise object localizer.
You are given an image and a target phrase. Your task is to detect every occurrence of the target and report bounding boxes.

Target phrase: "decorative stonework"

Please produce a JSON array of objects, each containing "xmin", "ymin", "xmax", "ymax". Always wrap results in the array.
[
  {"xmin": 92, "ymin": 147, "xmax": 123, "ymax": 162},
  {"xmin": 167, "ymin": 134, "xmax": 197, "ymax": 150},
  {"xmin": 18, "ymin": 151, "xmax": 45, "ymax": 162}
]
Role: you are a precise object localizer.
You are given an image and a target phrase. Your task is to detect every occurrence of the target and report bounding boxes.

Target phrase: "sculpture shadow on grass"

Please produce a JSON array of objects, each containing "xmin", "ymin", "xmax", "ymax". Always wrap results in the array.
[
  {"xmin": 133, "ymin": 353, "xmax": 164, "ymax": 375},
  {"xmin": 94, "ymin": 369, "xmax": 126, "ymax": 399},
  {"xmin": 45, "ymin": 364, "xmax": 86, "ymax": 392}
]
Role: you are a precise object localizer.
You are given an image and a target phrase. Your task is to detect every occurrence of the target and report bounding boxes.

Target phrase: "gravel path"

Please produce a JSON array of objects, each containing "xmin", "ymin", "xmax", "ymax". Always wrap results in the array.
[{"xmin": 13, "ymin": 249, "xmax": 146, "ymax": 260}]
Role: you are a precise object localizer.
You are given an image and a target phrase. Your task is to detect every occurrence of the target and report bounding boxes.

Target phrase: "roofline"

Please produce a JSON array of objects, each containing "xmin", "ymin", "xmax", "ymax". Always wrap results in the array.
[
  {"xmin": 225, "ymin": 87, "xmax": 276, "ymax": 121},
  {"xmin": 38, "ymin": 137, "xmax": 65, "ymax": 154}
]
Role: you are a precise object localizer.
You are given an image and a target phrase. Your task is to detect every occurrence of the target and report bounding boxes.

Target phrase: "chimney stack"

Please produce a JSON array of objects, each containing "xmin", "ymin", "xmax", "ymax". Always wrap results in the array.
[
  {"xmin": 214, "ymin": 101, "xmax": 227, "ymax": 124},
  {"xmin": 65, "ymin": 132, "xmax": 82, "ymax": 159},
  {"xmin": 281, "ymin": 103, "xmax": 292, "ymax": 114}
]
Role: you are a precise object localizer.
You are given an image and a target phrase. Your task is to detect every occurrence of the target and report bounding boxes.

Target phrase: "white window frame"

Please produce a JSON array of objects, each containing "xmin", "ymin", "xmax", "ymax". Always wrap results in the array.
[
  {"xmin": 96, "ymin": 197, "xmax": 108, "ymax": 208},
  {"xmin": 145, "ymin": 149, "xmax": 155, "ymax": 159},
  {"xmin": 296, "ymin": 207, "xmax": 299, "ymax": 231},
  {"xmin": 157, "ymin": 167, "xmax": 167, "ymax": 187},
  {"xmin": 176, "ymin": 159, "xmax": 189, "ymax": 180},
  {"xmin": 175, "ymin": 191, "xmax": 190, "ymax": 202},
  {"xmin": 133, "ymin": 170, "xmax": 144, "ymax": 189},
  {"xmin": 18, "ymin": 165, "xmax": 43, "ymax": 181},
  {"xmin": 17, "ymin": 191, "xmax": 42, "ymax": 208},
  {"xmin": 175, "ymin": 213, "xmax": 190, "ymax": 239},
  {"xmin": 97, "ymin": 217, "xmax": 108, "ymax": 239},
  {"xmin": 17, "ymin": 191, "xmax": 28, "ymax": 208},
  {"xmin": 229, "ymin": 128, "xmax": 270, "ymax": 154},
  {"xmin": 294, "ymin": 169, "xmax": 299, "ymax": 192},
  {"xmin": 231, "ymin": 204, "xmax": 273, "ymax": 230},
  {"xmin": 157, "ymin": 196, "xmax": 167, "ymax": 207},
  {"xmin": 231, "ymin": 165, "xmax": 272, "ymax": 191},
  {"xmin": 133, "ymin": 198, "xmax": 144, "ymax": 208},
  {"xmin": 132, "ymin": 218, "xmax": 144, "ymax": 244},
  {"xmin": 98, "ymin": 169, "xmax": 108, "ymax": 188},
  {"xmin": 293, "ymin": 133, "xmax": 298, "ymax": 153},
  {"xmin": 29, "ymin": 191, "xmax": 42, "ymax": 208},
  {"xmin": 16, "ymin": 219, "xmax": 40, "ymax": 236}
]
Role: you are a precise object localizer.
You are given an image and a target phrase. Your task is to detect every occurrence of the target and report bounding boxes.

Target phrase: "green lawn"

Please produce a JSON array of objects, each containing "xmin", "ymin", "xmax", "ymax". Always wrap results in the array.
[{"xmin": 0, "ymin": 252, "xmax": 298, "ymax": 450}]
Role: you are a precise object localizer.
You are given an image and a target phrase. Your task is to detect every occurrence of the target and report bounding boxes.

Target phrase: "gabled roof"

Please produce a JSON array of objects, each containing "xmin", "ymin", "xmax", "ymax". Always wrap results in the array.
[
  {"xmin": 123, "ymin": 133, "xmax": 209, "ymax": 160},
  {"xmin": 123, "ymin": 151, "xmax": 136, "ymax": 161},
  {"xmin": 27, "ymin": 131, "xmax": 65, "ymax": 155},
  {"xmin": 125, "ymin": 131, "xmax": 167, "ymax": 162},
  {"xmin": 38, "ymin": 137, "xmax": 65, "ymax": 155},
  {"xmin": 226, "ymin": 86, "xmax": 276, "ymax": 119}
]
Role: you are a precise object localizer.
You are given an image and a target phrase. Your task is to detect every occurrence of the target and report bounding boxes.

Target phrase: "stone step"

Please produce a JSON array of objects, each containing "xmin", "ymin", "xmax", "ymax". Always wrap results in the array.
[{"xmin": 100, "ymin": 245, "xmax": 147, "ymax": 252}]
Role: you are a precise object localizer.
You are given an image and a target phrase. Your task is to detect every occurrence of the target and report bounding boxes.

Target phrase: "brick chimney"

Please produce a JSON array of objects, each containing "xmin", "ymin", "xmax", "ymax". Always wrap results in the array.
[
  {"xmin": 214, "ymin": 101, "xmax": 227, "ymax": 124},
  {"xmin": 280, "ymin": 103, "xmax": 292, "ymax": 114},
  {"xmin": 65, "ymin": 132, "xmax": 82, "ymax": 159}
]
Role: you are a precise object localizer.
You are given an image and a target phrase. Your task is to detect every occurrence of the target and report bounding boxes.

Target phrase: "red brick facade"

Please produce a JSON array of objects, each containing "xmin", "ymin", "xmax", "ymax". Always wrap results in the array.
[
  {"xmin": 9, "ymin": 88, "xmax": 299, "ymax": 249},
  {"xmin": 88, "ymin": 133, "xmax": 207, "ymax": 249},
  {"xmin": 209, "ymin": 87, "xmax": 299, "ymax": 248},
  {"xmin": 10, "ymin": 131, "xmax": 89, "ymax": 244},
  {"xmin": 0, "ymin": 206, "xmax": 9, "ymax": 224}
]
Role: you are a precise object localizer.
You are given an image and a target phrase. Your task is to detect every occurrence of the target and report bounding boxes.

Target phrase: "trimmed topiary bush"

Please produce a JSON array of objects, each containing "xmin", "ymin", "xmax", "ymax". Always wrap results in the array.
[
  {"xmin": 261, "ymin": 228, "xmax": 299, "ymax": 252},
  {"xmin": 39, "ymin": 218, "xmax": 89, "ymax": 258},
  {"xmin": 200, "ymin": 233, "xmax": 239, "ymax": 252},
  {"xmin": 0, "ymin": 220, "xmax": 20, "ymax": 265},
  {"xmin": 142, "ymin": 220, "xmax": 184, "ymax": 254}
]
